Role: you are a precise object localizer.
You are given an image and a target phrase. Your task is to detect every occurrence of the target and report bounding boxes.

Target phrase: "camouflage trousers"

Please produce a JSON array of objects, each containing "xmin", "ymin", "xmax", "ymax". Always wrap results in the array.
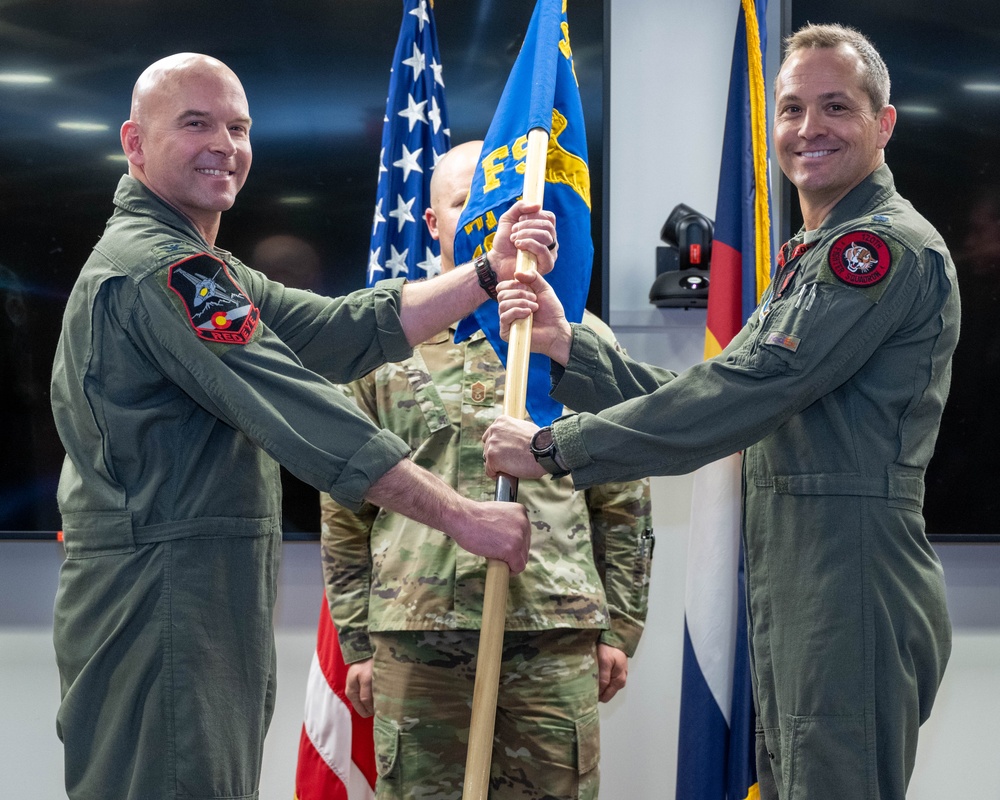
[{"xmin": 369, "ymin": 629, "xmax": 601, "ymax": 800}]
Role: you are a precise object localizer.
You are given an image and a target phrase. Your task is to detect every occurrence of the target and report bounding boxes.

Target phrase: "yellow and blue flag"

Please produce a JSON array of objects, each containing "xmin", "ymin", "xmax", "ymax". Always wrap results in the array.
[
  {"xmin": 367, "ymin": 0, "xmax": 451, "ymax": 287},
  {"xmin": 676, "ymin": 2, "xmax": 771, "ymax": 800},
  {"xmin": 453, "ymin": 0, "xmax": 592, "ymax": 427}
]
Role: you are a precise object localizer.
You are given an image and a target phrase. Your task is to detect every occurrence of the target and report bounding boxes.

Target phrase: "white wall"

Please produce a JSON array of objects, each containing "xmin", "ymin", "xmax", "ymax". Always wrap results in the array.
[
  {"xmin": 3, "ymin": 1, "xmax": 999, "ymax": 799},
  {"xmin": 5, "ymin": 537, "xmax": 999, "ymax": 799}
]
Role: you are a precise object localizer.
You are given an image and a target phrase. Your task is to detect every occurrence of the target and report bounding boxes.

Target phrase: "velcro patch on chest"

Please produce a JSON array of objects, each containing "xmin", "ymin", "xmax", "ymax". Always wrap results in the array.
[
  {"xmin": 167, "ymin": 253, "xmax": 259, "ymax": 344},
  {"xmin": 827, "ymin": 230, "xmax": 892, "ymax": 288},
  {"xmin": 764, "ymin": 331, "xmax": 801, "ymax": 352}
]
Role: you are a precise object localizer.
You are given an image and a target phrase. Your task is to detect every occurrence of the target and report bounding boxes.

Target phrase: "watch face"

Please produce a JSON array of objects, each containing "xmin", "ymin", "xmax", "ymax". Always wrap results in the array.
[{"xmin": 531, "ymin": 427, "xmax": 554, "ymax": 455}]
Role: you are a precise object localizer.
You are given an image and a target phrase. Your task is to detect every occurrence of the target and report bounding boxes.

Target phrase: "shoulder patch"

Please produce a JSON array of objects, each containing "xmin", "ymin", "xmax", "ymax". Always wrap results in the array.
[
  {"xmin": 167, "ymin": 253, "xmax": 260, "ymax": 344},
  {"xmin": 828, "ymin": 231, "xmax": 892, "ymax": 288}
]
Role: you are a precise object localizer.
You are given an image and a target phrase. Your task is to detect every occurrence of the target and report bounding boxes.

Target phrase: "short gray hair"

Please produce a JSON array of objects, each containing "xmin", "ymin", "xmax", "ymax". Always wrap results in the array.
[{"xmin": 782, "ymin": 23, "xmax": 890, "ymax": 111}]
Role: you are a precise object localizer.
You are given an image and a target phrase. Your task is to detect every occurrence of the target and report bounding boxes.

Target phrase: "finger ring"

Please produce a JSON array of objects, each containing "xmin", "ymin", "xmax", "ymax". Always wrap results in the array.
[{"xmin": 547, "ymin": 240, "xmax": 557, "ymax": 251}]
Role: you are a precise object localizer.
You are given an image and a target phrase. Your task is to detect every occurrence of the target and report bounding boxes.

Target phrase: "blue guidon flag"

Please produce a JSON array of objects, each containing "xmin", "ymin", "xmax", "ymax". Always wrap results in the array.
[
  {"xmin": 167, "ymin": 253, "xmax": 260, "ymax": 345},
  {"xmin": 366, "ymin": 0, "xmax": 451, "ymax": 287},
  {"xmin": 452, "ymin": 0, "xmax": 593, "ymax": 428}
]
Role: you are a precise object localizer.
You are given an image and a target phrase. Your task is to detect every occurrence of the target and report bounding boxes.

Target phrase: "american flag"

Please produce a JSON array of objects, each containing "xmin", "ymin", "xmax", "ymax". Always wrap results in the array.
[
  {"xmin": 295, "ymin": 598, "xmax": 376, "ymax": 800},
  {"xmin": 295, "ymin": 4, "xmax": 451, "ymax": 798},
  {"xmin": 367, "ymin": 0, "xmax": 451, "ymax": 287}
]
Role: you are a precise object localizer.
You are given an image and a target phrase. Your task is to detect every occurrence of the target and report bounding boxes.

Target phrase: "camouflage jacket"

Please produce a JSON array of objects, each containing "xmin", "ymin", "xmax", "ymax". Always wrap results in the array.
[{"xmin": 321, "ymin": 313, "xmax": 653, "ymax": 664}]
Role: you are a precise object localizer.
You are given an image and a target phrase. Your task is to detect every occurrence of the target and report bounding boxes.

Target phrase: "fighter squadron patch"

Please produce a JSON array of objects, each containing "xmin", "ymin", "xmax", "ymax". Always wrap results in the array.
[
  {"xmin": 828, "ymin": 231, "xmax": 892, "ymax": 288},
  {"xmin": 167, "ymin": 253, "xmax": 260, "ymax": 344}
]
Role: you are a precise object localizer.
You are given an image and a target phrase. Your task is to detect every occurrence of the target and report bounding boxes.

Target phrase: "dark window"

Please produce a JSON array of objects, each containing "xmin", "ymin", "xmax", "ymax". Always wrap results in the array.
[{"xmin": 0, "ymin": 0, "xmax": 606, "ymax": 535}]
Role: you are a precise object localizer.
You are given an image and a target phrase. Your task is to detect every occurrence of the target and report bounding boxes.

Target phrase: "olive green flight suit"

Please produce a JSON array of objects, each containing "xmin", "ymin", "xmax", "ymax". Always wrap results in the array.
[
  {"xmin": 50, "ymin": 176, "xmax": 413, "ymax": 800},
  {"xmin": 547, "ymin": 166, "xmax": 959, "ymax": 800}
]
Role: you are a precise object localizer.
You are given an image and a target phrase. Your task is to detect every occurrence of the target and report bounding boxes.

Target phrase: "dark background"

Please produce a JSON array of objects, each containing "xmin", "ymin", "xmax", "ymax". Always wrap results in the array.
[
  {"xmin": 787, "ymin": 0, "xmax": 1000, "ymax": 538},
  {"xmin": 3, "ymin": 0, "xmax": 996, "ymax": 538},
  {"xmin": 0, "ymin": 0, "xmax": 606, "ymax": 535}
]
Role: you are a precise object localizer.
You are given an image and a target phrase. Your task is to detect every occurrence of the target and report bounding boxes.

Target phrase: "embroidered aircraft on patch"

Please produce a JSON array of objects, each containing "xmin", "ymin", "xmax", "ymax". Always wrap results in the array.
[{"xmin": 167, "ymin": 253, "xmax": 260, "ymax": 344}]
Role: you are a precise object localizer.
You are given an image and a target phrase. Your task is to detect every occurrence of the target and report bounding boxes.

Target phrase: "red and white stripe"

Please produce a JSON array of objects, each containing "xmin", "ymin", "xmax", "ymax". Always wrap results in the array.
[{"xmin": 295, "ymin": 597, "xmax": 376, "ymax": 800}]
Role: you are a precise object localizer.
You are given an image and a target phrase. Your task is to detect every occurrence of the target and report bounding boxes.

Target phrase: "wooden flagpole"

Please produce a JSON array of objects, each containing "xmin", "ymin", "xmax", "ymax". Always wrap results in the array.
[{"xmin": 461, "ymin": 126, "xmax": 550, "ymax": 800}]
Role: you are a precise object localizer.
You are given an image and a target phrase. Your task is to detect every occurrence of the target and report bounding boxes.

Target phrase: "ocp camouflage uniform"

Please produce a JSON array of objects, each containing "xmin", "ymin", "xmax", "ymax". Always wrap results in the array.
[{"xmin": 321, "ymin": 311, "xmax": 653, "ymax": 800}]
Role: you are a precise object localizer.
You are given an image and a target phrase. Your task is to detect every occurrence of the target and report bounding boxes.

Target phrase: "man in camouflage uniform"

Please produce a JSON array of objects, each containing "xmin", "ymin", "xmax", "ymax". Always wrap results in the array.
[{"xmin": 321, "ymin": 141, "xmax": 653, "ymax": 800}]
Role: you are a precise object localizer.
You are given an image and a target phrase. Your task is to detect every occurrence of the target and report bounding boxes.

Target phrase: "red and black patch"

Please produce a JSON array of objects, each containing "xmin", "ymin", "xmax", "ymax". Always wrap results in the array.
[
  {"xmin": 828, "ymin": 231, "xmax": 892, "ymax": 288},
  {"xmin": 167, "ymin": 253, "xmax": 259, "ymax": 344}
]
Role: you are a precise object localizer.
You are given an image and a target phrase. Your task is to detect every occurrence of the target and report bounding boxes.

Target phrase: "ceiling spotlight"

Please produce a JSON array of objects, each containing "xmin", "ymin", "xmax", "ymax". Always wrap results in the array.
[
  {"xmin": 963, "ymin": 82, "xmax": 1000, "ymax": 93},
  {"xmin": 896, "ymin": 103, "xmax": 939, "ymax": 116},
  {"xmin": 0, "ymin": 72, "xmax": 52, "ymax": 85},
  {"xmin": 57, "ymin": 121, "xmax": 111, "ymax": 132}
]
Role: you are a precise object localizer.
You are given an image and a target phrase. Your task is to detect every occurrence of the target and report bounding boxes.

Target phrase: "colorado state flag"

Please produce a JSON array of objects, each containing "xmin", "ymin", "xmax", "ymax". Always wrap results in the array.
[
  {"xmin": 453, "ymin": 0, "xmax": 593, "ymax": 427},
  {"xmin": 676, "ymin": 1, "xmax": 772, "ymax": 800}
]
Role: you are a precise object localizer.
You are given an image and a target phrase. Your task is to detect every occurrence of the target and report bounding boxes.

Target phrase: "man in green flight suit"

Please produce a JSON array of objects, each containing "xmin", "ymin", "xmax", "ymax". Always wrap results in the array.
[
  {"xmin": 49, "ymin": 53, "xmax": 556, "ymax": 800},
  {"xmin": 320, "ymin": 140, "xmax": 653, "ymax": 800},
  {"xmin": 483, "ymin": 24, "xmax": 959, "ymax": 800}
]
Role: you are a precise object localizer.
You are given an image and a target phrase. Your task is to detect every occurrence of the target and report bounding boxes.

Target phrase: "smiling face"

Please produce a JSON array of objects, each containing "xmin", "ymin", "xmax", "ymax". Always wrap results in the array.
[
  {"xmin": 773, "ymin": 43, "xmax": 895, "ymax": 229},
  {"xmin": 121, "ymin": 54, "xmax": 252, "ymax": 245}
]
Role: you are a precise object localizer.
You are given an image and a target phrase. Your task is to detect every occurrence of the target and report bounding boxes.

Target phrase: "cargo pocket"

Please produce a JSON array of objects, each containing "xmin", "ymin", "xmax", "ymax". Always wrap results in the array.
[
  {"xmin": 373, "ymin": 714, "xmax": 401, "ymax": 780},
  {"xmin": 786, "ymin": 713, "xmax": 866, "ymax": 800},
  {"xmin": 576, "ymin": 707, "xmax": 601, "ymax": 799}
]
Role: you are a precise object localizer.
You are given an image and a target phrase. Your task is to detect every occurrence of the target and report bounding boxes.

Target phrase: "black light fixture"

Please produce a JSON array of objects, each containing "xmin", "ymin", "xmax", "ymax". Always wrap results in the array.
[{"xmin": 648, "ymin": 203, "xmax": 714, "ymax": 308}]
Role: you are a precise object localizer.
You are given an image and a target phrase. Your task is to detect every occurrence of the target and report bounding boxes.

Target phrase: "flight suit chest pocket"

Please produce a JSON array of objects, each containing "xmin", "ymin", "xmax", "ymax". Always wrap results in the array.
[{"xmin": 743, "ymin": 281, "xmax": 829, "ymax": 375}]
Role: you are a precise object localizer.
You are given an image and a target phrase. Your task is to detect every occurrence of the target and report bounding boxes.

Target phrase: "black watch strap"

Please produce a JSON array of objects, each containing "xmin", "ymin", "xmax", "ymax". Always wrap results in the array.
[{"xmin": 473, "ymin": 252, "xmax": 498, "ymax": 300}]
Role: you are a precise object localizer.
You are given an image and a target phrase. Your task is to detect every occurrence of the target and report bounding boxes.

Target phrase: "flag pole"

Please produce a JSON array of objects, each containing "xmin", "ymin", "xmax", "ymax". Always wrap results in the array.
[{"xmin": 462, "ymin": 126, "xmax": 549, "ymax": 800}]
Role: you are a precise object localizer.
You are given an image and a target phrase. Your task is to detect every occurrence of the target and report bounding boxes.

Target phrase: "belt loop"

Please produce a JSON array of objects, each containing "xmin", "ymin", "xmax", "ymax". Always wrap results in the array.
[{"xmin": 60, "ymin": 511, "xmax": 136, "ymax": 558}]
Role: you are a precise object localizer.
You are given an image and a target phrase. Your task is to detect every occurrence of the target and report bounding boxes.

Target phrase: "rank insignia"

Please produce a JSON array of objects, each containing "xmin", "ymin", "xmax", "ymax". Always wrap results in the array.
[
  {"xmin": 167, "ymin": 253, "xmax": 260, "ymax": 344},
  {"xmin": 828, "ymin": 231, "xmax": 892, "ymax": 288},
  {"xmin": 470, "ymin": 381, "xmax": 487, "ymax": 403}
]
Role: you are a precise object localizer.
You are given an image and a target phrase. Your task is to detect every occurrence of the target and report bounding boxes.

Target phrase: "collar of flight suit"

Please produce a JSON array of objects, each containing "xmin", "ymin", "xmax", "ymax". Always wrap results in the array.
[{"xmin": 110, "ymin": 175, "xmax": 214, "ymax": 251}]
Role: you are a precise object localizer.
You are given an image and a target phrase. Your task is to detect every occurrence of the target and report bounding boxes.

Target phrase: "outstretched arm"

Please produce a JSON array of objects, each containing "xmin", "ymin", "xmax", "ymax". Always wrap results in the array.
[
  {"xmin": 365, "ymin": 458, "xmax": 531, "ymax": 573},
  {"xmin": 397, "ymin": 200, "xmax": 557, "ymax": 347},
  {"xmin": 496, "ymin": 271, "xmax": 573, "ymax": 366}
]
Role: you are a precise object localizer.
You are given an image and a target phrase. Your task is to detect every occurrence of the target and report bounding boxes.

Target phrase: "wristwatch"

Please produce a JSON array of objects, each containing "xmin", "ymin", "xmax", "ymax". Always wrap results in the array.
[
  {"xmin": 530, "ymin": 426, "xmax": 570, "ymax": 478},
  {"xmin": 473, "ymin": 252, "xmax": 498, "ymax": 300}
]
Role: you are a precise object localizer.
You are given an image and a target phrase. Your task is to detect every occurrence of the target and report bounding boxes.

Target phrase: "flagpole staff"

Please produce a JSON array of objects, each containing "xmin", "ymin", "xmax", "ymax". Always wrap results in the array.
[{"xmin": 462, "ymin": 126, "xmax": 549, "ymax": 800}]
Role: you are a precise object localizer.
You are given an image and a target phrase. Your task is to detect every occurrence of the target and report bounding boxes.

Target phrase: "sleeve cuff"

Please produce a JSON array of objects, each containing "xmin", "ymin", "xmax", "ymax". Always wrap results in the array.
[
  {"xmin": 371, "ymin": 277, "xmax": 416, "ymax": 364},
  {"xmin": 327, "ymin": 428, "xmax": 410, "ymax": 513},
  {"xmin": 338, "ymin": 629, "xmax": 374, "ymax": 664},
  {"xmin": 551, "ymin": 413, "xmax": 593, "ymax": 475},
  {"xmin": 599, "ymin": 616, "xmax": 645, "ymax": 658},
  {"xmin": 551, "ymin": 324, "xmax": 607, "ymax": 407}
]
